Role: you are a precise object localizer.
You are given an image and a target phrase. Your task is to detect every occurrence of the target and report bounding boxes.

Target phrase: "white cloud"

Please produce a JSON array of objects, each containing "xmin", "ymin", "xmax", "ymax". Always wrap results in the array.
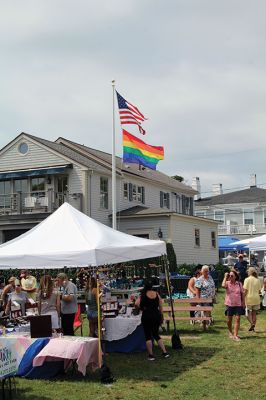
[{"xmin": 1, "ymin": 0, "xmax": 266, "ymax": 195}]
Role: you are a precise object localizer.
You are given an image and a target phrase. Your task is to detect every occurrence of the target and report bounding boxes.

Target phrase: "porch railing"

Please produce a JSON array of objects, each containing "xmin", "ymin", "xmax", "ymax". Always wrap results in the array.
[
  {"xmin": 218, "ymin": 223, "xmax": 266, "ymax": 235},
  {"xmin": 0, "ymin": 190, "xmax": 82, "ymax": 215}
]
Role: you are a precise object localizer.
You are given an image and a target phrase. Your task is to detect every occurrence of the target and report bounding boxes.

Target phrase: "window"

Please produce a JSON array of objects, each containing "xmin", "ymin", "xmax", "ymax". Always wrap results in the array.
[
  {"xmin": 214, "ymin": 209, "xmax": 225, "ymax": 223},
  {"xmin": 160, "ymin": 191, "xmax": 170, "ymax": 208},
  {"xmin": 176, "ymin": 194, "xmax": 181, "ymax": 213},
  {"xmin": 0, "ymin": 180, "xmax": 11, "ymax": 207},
  {"xmin": 100, "ymin": 177, "xmax": 108, "ymax": 209},
  {"xmin": 211, "ymin": 231, "xmax": 216, "ymax": 248},
  {"xmin": 195, "ymin": 228, "xmax": 200, "ymax": 247},
  {"xmin": 243, "ymin": 209, "xmax": 254, "ymax": 225},
  {"xmin": 123, "ymin": 183, "xmax": 128, "ymax": 200},
  {"xmin": 133, "ymin": 233, "xmax": 149, "ymax": 239},
  {"xmin": 137, "ymin": 186, "xmax": 142, "ymax": 202},
  {"xmin": 128, "ymin": 183, "xmax": 145, "ymax": 203},
  {"xmin": 132, "ymin": 184, "xmax": 137, "ymax": 201},
  {"xmin": 181, "ymin": 195, "xmax": 193, "ymax": 215},
  {"xmin": 14, "ymin": 179, "xmax": 28, "ymax": 193},
  {"xmin": 263, "ymin": 209, "xmax": 266, "ymax": 225},
  {"xmin": 31, "ymin": 177, "xmax": 45, "ymax": 191},
  {"xmin": 195, "ymin": 211, "xmax": 206, "ymax": 218}
]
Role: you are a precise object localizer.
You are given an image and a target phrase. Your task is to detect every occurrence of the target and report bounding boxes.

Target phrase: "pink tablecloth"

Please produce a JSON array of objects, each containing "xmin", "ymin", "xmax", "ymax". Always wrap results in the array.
[{"xmin": 32, "ymin": 337, "xmax": 101, "ymax": 375}]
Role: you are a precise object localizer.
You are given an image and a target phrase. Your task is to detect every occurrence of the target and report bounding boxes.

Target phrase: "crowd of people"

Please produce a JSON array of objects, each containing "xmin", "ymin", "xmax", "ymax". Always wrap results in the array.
[
  {"xmin": 0, "ymin": 271, "xmax": 81, "ymax": 336},
  {"xmin": 1, "ymin": 262, "xmax": 265, "ymax": 361}
]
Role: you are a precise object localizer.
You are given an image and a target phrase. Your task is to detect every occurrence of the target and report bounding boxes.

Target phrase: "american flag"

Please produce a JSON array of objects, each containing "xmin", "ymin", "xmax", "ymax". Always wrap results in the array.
[{"xmin": 116, "ymin": 91, "xmax": 147, "ymax": 135}]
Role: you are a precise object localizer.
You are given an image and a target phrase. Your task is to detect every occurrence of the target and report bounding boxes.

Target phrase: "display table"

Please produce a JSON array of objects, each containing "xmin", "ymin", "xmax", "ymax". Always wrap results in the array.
[
  {"xmin": 33, "ymin": 336, "xmax": 101, "ymax": 375},
  {"xmin": 104, "ymin": 315, "xmax": 146, "ymax": 353},
  {"xmin": 0, "ymin": 335, "xmax": 100, "ymax": 379},
  {"xmin": 110, "ymin": 287, "xmax": 143, "ymax": 300}
]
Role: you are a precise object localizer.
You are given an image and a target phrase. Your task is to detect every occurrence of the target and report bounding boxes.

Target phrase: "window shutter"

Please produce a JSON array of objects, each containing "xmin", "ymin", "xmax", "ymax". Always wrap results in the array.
[
  {"xmin": 129, "ymin": 183, "xmax": 133, "ymax": 201},
  {"xmin": 166, "ymin": 193, "xmax": 170, "ymax": 209},
  {"xmin": 181, "ymin": 195, "xmax": 186, "ymax": 214},
  {"xmin": 190, "ymin": 197, "xmax": 194, "ymax": 215},
  {"xmin": 141, "ymin": 187, "xmax": 145, "ymax": 204},
  {"xmin": 160, "ymin": 191, "xmax": 163, "ymax": 208}
]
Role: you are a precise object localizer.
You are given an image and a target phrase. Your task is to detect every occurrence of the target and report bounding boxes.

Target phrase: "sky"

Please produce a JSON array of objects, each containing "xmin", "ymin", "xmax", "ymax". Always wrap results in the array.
[{"xmin": 1, "ymin": 0, "xmax": 266, "ymax": 197}]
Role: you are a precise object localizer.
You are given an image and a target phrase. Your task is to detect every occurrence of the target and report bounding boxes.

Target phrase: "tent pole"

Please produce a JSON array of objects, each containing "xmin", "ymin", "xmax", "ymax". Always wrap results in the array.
[
  {"xmin": 96, "ymin": 273, "xmax": 102, "ymax": 368},
  {"xmin": 96, "ymin": 269, "xmax": 114, "ymax": 384},
  {"xmin": 163, "ymin": 254, "xmax": 182, "ymax": 349}
]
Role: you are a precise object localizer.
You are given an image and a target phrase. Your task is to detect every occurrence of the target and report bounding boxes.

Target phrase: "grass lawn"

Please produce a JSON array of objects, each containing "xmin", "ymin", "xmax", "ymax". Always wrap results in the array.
[{"xmin": 14, "ymin": 290, "xmax": 266, "ymax": 400}]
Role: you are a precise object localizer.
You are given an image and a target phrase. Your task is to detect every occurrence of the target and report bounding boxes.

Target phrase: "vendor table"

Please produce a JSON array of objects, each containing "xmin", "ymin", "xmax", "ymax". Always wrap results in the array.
[
  {"xmin": 104, "ymin": 315, "xmax": 146, "ymax": 353},
  {"xmin": 110, "ymin": 287, "xmax": 143, "ymax": 300},
  {"xmin": 0, "ymin": 334, "xmax": 100, "ymax": 380},
  {"xmin": 33, "ymin": 336, "xmax": 100, "ymax": 375}
]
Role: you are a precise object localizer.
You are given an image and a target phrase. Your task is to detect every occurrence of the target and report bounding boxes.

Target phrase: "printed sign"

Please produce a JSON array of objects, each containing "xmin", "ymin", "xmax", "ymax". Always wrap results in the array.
[
  {"xmin": 0, "ymin": 336, "xmax": 34, "ymax": 378},
  {"xmin": 0, "ymin": 340, "xmax": 18, "ymax": 378}
]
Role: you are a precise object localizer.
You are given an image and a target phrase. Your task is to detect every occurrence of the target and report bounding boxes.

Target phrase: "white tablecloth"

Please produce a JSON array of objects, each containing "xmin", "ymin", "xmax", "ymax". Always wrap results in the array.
[{"xmin": 104, "ymin": 315, "xmax": 142, "ymax": 341}]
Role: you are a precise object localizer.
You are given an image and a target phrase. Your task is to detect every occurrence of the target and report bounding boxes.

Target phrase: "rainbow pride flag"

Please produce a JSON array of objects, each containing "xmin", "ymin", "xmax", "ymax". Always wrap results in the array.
[{"xmin": 123, "ymin": 130, "xmax": 164, "ymax": 170}]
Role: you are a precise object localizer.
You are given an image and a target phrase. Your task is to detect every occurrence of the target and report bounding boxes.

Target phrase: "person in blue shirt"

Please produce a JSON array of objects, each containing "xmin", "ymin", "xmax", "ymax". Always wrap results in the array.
[{"xmin": 234, "ymin": 254, "xmax": 248, "ymax": 283}]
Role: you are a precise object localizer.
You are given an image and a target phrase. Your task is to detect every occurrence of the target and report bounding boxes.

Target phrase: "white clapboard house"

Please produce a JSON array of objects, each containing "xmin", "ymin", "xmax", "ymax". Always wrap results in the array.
[{"xmin": 0, "ymin": 133, "xmax": 218, "ymax": 265}]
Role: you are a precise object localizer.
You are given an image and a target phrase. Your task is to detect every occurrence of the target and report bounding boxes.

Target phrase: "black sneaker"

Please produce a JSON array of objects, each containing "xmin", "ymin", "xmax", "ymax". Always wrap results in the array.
[
  {"xmin": 248, "ymin": 324, "xmax": 255, "ymax": 332},
  {"xmin": 162, "ymin": 352, "xmax": 170, "ymax": 358},
  {"xmin": 148, "ymin": 354, "xmax": 155, "ymax": 361}
]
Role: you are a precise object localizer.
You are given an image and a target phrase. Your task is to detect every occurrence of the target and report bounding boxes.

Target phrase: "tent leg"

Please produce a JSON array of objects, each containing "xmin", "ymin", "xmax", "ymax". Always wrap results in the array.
[
  {"xmin": 96, "ymin": 273, "xmax": 114, "ymax": 384},
  {"xmin": 163, "ymin": 255, "xmax": 183, "ymax": 350}
]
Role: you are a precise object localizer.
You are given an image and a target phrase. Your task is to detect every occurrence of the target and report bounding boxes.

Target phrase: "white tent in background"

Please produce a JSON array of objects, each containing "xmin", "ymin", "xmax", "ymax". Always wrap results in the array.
[
  {"xmin": 231, "ymin": 235, "xmax": 266, "ymax": 250},
  {"xmin": 248, "ymin": 234, "xmax": 266, "ymax": 251},
  {"xmin": 230, "ymin": 238, "xmax": 253, "ymax": 247},
  {"xmin": 0, "ymin": 203, "xmax": 166, "ymax": 268}
]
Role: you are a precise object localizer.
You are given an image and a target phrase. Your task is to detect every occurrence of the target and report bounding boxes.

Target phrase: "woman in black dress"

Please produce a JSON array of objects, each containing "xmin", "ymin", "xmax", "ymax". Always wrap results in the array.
[{"xmin": 135, "ymin": 280, "xmax": 169, "ymax": 361}]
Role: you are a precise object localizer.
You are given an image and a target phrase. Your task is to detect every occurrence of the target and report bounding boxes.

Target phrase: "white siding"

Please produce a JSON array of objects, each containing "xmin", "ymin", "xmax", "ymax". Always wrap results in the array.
[
  {"xmin": 170, "ymin": 215, "xmax": 219, "ymax": 265},
  {"xmin": 0, "ymin": 139, "xmax": 68, "ymax": 171},
  {"xmin": 118, "ymin": 214, "xmax": 219, "ymax": 265},
  {"xmin": 89, "ymin": 171, "xmax": 112, "ymax": 226},
  {"xmin": 120, "ymin": 175, "xmax": 192, "ymax": 212},
  {"xmin": 118, "ymin": 216, "xmax": 169, "ymax": 241}
]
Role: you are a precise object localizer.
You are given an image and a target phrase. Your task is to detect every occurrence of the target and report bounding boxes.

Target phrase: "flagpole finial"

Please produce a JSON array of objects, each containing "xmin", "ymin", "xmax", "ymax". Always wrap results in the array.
[{"xmin": 112, "ymin": 80, "xmax": 115, "ymax": 86}]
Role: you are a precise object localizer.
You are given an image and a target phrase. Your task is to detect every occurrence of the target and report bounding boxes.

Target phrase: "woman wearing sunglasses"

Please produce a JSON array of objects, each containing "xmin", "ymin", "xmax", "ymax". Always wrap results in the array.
[{"xmin": 222, "ymin": 270, "xmax": 245, "ymax": 341}]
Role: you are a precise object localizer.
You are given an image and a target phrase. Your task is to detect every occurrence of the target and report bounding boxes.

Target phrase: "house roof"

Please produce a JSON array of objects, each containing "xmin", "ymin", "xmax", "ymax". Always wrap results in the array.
[
  {"xmin": 56, "ymin": 137, "xmax": 196, "ymax": 194},
  {"xmin": 22, "ymin": 133, "xmax": 112, "ymax": 174},
  {"xmin": 195, "ymin": 186, "xmax": 266, "ymax": 206},
  {"xmin": 114, "ymin": 206, "xmax": 174, "ymax": 217},
  {"xmin": 1, "ymin": 132, "xmax": 196, "ymax": 195},
  {"xmin": 111, "ymin": 206, "xmax": 218, "ymax": 224}
]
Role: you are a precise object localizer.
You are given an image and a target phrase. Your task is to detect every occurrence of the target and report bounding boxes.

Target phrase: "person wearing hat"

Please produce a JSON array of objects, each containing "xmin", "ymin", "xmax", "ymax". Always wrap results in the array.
[
  {"xmin": 1, "ymin": 277, "xmax": 16, "ymax": 309},
  {"xmin": 20, "ymin": 270, "xmax": 37, "ymax": 301},
  {"xmin": 243, "ymin": 267, "xmax": 262, "ymax": 332},
  {"xmin": 234, "ymin": 254, "xmax": 248, "ymax": 283}
]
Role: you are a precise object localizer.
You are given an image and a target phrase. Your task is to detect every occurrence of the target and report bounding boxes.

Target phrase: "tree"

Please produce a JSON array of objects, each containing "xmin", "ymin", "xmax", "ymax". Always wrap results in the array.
[
  {"xmin": 171, "ymin": 175, "xmax": 184, "ymax": 182},
  {"xmin": 166, "ymin": 242, "xmax": 177, "ymax": 272}
]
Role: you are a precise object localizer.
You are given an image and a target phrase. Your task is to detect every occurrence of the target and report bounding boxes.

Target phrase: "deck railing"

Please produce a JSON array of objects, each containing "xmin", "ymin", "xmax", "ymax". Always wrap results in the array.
[{"xmin": 0, "ymin": 190, "xmax": 82, "ymax": 215}]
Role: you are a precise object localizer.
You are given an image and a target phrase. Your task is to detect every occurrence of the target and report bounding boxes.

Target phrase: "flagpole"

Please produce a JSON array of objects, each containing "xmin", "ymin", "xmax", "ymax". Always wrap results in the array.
[{"xmin": 112, "ymin": 80, "xmax": 117, "ymax": 230}]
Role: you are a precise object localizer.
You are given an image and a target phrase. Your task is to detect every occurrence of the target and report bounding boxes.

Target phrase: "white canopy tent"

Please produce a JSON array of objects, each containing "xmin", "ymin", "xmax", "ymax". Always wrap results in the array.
[
  {"xmin": 248, "ymin": 234, "xmax": 266, "ymax": 251},
  {"xmin": 231, "ymin": 235, "xmax": 266, "ymax": 251},
  {"xmin": 0, "ymin": 203, "xmax": 166, "ymax": 269}
]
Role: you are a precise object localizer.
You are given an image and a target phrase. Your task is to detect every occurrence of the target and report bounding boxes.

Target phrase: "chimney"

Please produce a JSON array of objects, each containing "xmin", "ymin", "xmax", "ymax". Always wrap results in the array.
[
  {"xmin": 192, "ymin": 177, "xmax": 201, "ymax": 200},
  {"xmin": 212, "ymin": 183, "xmax": 223, "ymax": 196},
  {"xmin": 250, "ymin": 173, "xmax": 257, "ymax": 188}
]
